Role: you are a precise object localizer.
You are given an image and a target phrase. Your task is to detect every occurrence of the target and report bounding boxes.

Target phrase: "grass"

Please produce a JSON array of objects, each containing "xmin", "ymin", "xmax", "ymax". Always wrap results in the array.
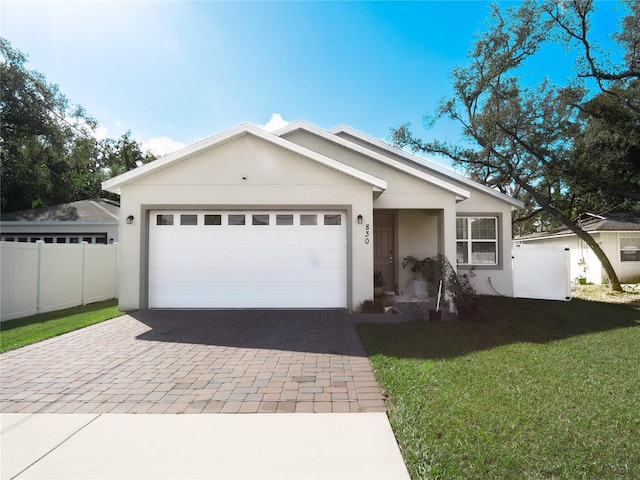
[
  {"xmin": 0, "ymin": 299, "xmax": 122, "ymax": 353},
  {"xmin": 357, "ymin": 286, "xmax": 640, "ymax": 480}
]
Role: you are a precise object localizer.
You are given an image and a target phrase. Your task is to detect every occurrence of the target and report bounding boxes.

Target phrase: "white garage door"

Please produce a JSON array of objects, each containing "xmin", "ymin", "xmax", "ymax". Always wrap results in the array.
[{"xmin": 148, "ymin": 210, "xmax": 347, "ymax": 308}]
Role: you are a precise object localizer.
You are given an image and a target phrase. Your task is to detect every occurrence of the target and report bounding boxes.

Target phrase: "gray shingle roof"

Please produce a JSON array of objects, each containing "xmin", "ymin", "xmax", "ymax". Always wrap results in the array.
[
  {"xmin": 573, "ymin": 211, "xmax": 640, "ymax": 231},
  {"xmin": 0, "ymin": 199, "xmax": 119, "ymax": 222},
  {"xmin": 516, "ymin": 211, "xmax": 640, "ymax": 240}
]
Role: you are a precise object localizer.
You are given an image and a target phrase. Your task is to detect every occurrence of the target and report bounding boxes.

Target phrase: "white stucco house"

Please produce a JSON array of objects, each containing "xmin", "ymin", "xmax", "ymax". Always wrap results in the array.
[
  {"xmin": 514, "ymin": 211, "xmax": 640, "ymax": 284},
  {"xmin": 102, "ymin": 121, "xmax": 523, "ymax": 311},
  {"xmin": 0, "ymin": 199, "xmax": 120, "ymax": 244}
]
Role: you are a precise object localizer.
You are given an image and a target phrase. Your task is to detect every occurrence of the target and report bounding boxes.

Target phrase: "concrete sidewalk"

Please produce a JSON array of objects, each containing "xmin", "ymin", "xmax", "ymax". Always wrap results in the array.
[{"xmin": 1, "ymin": 413, "xmax": 410, "ymax": 479}]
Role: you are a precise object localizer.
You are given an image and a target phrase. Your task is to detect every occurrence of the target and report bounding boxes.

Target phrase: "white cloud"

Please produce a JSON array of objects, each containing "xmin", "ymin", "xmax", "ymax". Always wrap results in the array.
[
  {"xmin": 94, "ymin": 125, "xmax": 109, "ymax": 141},
  {"xmin": 142, "ymin": 137, "xmax": 186, "ymax": 156},
  {"xmin": 259, "ymin": 113, "xmax": 289, "ymax": 132}
]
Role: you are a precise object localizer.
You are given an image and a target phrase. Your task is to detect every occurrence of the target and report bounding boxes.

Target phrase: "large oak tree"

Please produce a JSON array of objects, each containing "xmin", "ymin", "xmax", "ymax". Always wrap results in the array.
[{"xmin": 392, "ymin": 0, "xmax": 639, "ymax": 292}]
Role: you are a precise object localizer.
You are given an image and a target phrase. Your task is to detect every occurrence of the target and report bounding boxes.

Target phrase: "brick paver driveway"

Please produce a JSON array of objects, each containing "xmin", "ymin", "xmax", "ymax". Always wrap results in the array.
[{"xmin": 1, "ymin": 310, "xmax": 385, "ymax": 414}]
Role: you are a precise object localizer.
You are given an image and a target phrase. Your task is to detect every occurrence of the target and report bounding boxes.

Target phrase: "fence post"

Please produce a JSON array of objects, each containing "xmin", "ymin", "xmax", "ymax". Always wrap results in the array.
[
  {"xmin": 81, "ymin": 242, "xmax": 88, "ymax": 305},
  {"xmin": 36, "ymin": 240, "xmax": 43, "ymax": 314}
]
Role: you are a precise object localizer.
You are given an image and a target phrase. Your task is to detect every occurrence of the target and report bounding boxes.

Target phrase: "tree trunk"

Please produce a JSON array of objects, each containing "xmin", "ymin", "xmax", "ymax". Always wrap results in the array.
[{"xmin": 513, "ymin": 177, "xmax": 623, "ymax": 292}]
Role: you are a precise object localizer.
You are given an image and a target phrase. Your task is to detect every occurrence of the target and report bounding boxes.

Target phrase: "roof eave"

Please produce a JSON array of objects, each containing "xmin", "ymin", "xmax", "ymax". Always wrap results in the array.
[
  {"xmin": 101, "ymin": 123, "xmax": 387, "ymax": 193},
  {"xmin": 277, "ymin": 121, "xmax": 470, "ymax": 200},
  {"xmin": 328, "ymin": 125, "xmax": 524, "ymax": 209}
]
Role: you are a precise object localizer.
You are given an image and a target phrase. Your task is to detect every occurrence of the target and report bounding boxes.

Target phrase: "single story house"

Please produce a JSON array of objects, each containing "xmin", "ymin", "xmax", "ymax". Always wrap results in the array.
[
  {"xmin": 0, "ymin": 199, "xmax": 120, "ymax": 245},
  {"xmin": 102, "ymin": 121, "xmax": 523, "ymax": 311},
  {"xmin": 514, "ymin": 211, "xmax": 640, "ymax": 284}
]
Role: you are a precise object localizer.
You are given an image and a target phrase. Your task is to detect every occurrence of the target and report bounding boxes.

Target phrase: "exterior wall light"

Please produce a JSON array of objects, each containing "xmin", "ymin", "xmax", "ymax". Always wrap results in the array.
[
  {"xmin": 126, "ymin": 215, "xmax": 134, "ymax": 224},
  {"xmin": 357, "ymin": 215, "xmax": 363, "ymax": 224}
]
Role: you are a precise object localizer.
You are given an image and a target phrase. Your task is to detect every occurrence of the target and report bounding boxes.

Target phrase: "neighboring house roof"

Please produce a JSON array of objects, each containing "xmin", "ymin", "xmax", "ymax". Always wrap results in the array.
[
  {"xmin": 574, "ymin": 211, "xmax": 640, "ymax": 231},
  {"xmin": 328, "ymin": 124, "xmax": 525, "ymax": 209},
  {"xmin": 516, "ymin": 211, "xmax": 640, "ymax": 241},
  {"xmin": 0, "ymin": 199, "xmax": 120, "ymax": 224},
  {"xmin": 275, "ymin": 121, "xmax": 471, "ymax": 201},
  {"xmin": 102, "ymin": 123, "xmax": 388, "ymax": 195}
]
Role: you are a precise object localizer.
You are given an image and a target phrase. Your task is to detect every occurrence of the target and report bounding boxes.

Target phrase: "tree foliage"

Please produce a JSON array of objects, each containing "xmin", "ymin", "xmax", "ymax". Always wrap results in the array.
[
  {"xmin": 391, "ymin": 0, "xmax": 639, "ymax": 291},
  {"xmin": 0, "ymin": 38, "xmax": 154, "ymax": 212}
]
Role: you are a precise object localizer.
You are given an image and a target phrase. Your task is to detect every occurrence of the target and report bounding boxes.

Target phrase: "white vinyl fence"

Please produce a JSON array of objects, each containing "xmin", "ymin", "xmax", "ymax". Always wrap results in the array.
[
  {"xmin": 512, "ymin": 244, "xmax": 571, "ymax": 301},
  {"xmin": 1, "ymin": 241, "xmax": 118, "ymax": 322}
]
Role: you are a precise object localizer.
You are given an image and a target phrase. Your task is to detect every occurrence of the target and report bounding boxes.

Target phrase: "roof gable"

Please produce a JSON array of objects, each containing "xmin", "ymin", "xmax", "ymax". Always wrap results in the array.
[
  {"xmin": 276, "ymin": 121, "xmax": 470, "ymax": 201},
  {"xmin": 328, "ymin": 125, "xmax": 524, "ymax": 209},
  {"xmin": 102, "ymin": 124, "xmax": 387, "ymax": 194}
]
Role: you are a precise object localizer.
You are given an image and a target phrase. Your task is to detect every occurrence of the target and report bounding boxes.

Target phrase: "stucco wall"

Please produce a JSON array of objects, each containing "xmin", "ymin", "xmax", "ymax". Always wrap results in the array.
[
  {"xmin": 456, "ymin": 191, "xmax": 515, "ymax": 296},
  {"xmin": 285, "ymin": 129, "xmax": 516, "ymax": 297},
  {"xmin": 117, "ymin": 134, "xmax": 374, "ymax": 311}
]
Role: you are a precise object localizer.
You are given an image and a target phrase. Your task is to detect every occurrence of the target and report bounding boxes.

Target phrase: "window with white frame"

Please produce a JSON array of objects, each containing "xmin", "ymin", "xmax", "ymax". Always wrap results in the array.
[
  {"xmin": 620, "ymin": 236, "xmax": 640, "ymax": 262},
  {"xmin": 456, "ymin": 216, "xmax": 498, "ymax": 265}
]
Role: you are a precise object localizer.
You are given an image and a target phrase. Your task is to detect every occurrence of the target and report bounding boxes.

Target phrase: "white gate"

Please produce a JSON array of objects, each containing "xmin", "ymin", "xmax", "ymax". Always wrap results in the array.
[{"xmin": 512, "ymin": 244, "xmax": 571, "ymax": 301}]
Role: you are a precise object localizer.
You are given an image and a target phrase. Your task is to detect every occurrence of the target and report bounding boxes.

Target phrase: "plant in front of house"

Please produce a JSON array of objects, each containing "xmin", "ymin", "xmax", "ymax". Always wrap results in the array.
[
  {"xmin": 357, "ymin": 292, "xmax": 396, "ymax": 314},
  {"xmin": 401, "ymin": 255, "xmax": 432, "ymax": 298},
  {"xmin": 447, "ymin": 266, "xmax": 483, "ymax": 321},
  {"xmin": 403, "ymin": 254, "xmax": 483, "ymax": 321}
]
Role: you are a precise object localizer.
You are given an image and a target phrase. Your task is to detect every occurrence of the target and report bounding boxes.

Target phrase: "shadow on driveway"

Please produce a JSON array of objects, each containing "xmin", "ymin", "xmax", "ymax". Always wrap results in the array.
[{"xmin": 130, "ymin": 309, "xmax": 368, "ymax": 357}]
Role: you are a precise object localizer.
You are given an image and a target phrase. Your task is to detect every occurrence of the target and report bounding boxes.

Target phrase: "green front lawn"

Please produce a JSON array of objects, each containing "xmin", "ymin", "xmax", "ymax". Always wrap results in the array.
[
  {"xmin": 358, "ymin": 291, "xmax": 640, "ymax": 479},
  {"xmin": 0, "ymin": 299, "xmax": 122, "ymax": 353}
]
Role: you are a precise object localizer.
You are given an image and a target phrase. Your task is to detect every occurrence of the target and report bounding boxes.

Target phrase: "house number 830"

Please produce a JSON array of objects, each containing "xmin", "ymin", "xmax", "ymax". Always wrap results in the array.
[{"xmin": 364, "ymin": 224, "xmax": 370, "ymax": 244}]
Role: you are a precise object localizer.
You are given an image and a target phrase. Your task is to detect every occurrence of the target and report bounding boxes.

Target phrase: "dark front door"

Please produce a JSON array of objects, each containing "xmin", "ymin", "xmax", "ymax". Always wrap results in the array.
[{"xmin": 373, "ymin": 213, "xmax": 396, "ymax": 292}]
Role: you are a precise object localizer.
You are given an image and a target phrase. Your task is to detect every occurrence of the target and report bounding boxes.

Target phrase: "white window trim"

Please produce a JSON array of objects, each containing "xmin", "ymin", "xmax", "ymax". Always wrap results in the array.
[
  {"xmin": 456, "ymin": 216, "xmax": 499, "ymax": 267},
  {"xmin": 619, "ymin": 235, "xmax": 640, "ymax": 263}
]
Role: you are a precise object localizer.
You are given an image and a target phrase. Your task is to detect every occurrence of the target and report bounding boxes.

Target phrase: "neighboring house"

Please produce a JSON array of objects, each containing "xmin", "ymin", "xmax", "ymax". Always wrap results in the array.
[
  {"xmin": 514, "ymin": 211, "xmax": 640, "ymax": 284},
  {"xmin": 0, "ymin": 199, "xmax": 120, "ymax": 244},
  {"xmin": 102, "ymin": 121, "xmax": 523, "ymax": 311}
]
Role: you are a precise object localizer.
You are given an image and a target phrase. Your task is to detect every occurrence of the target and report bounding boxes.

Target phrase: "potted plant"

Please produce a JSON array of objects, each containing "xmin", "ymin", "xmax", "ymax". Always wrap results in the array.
[
  {"xmin": 401, "ymin": 255, "xmax": 431, "ymax": 298},
  {"xmin": 404, "ymin": 254, "xmax": 483, "ymax": 321},
  {"xmin": 375, "ymin": 292, "xmax": 396, "ymax": 313}
]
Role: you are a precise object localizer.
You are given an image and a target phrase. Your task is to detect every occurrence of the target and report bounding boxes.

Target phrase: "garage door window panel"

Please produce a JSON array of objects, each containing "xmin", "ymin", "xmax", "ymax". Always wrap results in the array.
[
  {"xmin": 157, "ymin": 214, "xmax": 174, "ymax": 226},
  {"xmin": 180, "ymin": 214, "xmax": 198, "ymax": 225},
  {"xmin": 252, "ymin": 214, "xmax": 269, "ymax": 225},
  {"xmin": 276, "ymin": 214, "xmax": 293, "ymax": 226},
  {"xmin": 204, "ymin": 214, "xmax": 222, "ymax": 226},
  {"xmin": 229, "ymin": 214, "xmax": 245, "ymax": 226},
  {"xmin": 324, "ymin": 214, "xmax": 342, "ymax": 225},
  {"xmin": 301, "ymin": 214, "xmax": 317, "ymax": 226}
]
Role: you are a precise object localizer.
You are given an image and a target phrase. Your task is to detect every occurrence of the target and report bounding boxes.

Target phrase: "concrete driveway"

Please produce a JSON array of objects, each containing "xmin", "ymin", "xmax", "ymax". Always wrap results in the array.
[{"xmin": 1, "ymin": 310, "xmax": 386, "ymax": 414}]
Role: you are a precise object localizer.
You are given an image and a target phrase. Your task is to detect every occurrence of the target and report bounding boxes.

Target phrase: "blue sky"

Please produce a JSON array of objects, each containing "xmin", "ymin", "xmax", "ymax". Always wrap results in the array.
[{"xmin": 1, "ymin": 1, "xmax": 625, "ymax": 161}]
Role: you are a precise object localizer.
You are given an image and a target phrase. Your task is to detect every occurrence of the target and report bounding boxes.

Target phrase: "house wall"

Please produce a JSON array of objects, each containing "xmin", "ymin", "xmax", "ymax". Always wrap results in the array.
[
  {"xmin": 283, "ymin": 129, "xmax": 460, "ymax": 294},
  {"xmin": 618, "ymin": 233, "xmax": 640, "ymax": 282},
  {"xmin": 284, "ymin": 129, "xmax": 516, "ymax": 297},
  {"xmin": 456, "ymin": 190, "xmax": 516, "ymax": 296},
  {"xmin": 117, "ymin": 134, "xmax": 374, "ymax": 311}
]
